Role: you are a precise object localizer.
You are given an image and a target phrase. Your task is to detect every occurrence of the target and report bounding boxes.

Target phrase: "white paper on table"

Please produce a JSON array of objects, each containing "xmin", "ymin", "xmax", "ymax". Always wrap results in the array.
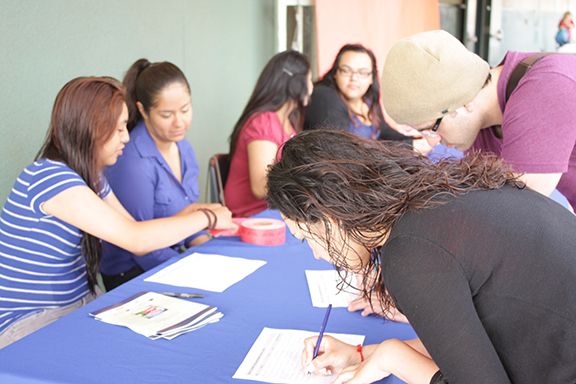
[
  {"xmin": 305, "ymin": 270, "xmax": 359, "ymax": 308},
  {"xmin": 144, "ymin": 252, "xmax": 267, "ymax": 292},
  {"xmin": 233, "ymin": 327, "xmax": 365, "ymax": 384}
]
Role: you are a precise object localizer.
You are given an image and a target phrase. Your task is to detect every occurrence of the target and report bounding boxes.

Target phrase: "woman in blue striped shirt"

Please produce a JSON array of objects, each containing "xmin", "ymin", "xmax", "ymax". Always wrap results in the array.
[{"xmin": 0, "ymin": 77, "xmax": 234, "ymax": 349}]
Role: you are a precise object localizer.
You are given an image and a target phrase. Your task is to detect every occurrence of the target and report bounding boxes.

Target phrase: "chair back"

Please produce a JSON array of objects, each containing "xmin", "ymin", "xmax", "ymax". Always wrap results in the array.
[{"xmin": 208, "ymin": 153, "xmax": 230, "ymax": 204}]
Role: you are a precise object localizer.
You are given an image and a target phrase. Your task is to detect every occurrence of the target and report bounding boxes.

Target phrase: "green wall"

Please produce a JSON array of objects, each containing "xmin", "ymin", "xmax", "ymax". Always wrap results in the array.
[{"xmin": 0, "ymin": 0, "xmax": 275, "ymax": 204}]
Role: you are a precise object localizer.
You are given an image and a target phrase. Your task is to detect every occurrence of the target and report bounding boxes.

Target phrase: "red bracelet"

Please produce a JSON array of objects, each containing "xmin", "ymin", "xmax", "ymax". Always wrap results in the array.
[{"xmin": 357, "ymin": 344, "xmax": 363, "ymax": 362}]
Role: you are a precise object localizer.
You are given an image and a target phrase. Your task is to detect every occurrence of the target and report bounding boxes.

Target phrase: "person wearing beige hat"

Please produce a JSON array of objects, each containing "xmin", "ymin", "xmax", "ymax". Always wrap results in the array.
[{"xmin": 382, "ymin": 29, "xmax": 576, "ymax": 211}]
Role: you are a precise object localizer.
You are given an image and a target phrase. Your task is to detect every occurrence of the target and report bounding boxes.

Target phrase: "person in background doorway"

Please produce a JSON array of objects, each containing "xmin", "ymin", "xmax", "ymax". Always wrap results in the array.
[{"xmin": 557, "ymin": 11, "xmax": 575, "ymax": 46}]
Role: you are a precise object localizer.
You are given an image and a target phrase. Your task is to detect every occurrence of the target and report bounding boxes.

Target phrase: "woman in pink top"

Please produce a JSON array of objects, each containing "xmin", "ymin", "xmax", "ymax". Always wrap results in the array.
[
  {"xmin": 225, "ymin": 50, "xmax": 313, "ymax": 217},
  {"xmin": 560, "ymin": 12, "xmax": 575, "ymax": 40}
]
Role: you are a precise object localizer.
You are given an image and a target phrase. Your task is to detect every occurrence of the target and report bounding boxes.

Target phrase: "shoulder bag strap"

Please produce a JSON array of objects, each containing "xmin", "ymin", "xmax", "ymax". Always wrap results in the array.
[{"xmin": 505, "ymin": 52, "xmax": 556, "ymax": 103}]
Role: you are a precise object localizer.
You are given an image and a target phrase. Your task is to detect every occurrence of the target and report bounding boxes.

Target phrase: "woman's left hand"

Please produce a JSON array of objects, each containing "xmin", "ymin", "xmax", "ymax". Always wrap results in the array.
[
  {"xmin": 175, "ymin": 203, "xmax": 222, "ymax": 216},
  {"xmin": 334, "ymin": 339, "xmax": 440, "ymax": 384},
  {"xmin": 332, "ymin": 342, "xmax": 392, "ymax": 384}
]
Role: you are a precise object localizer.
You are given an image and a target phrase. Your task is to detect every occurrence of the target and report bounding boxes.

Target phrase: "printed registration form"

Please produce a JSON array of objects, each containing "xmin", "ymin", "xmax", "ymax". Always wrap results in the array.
[{"xmin": 233, "ymin": 327, "xmax": 365, "ymax": 384}]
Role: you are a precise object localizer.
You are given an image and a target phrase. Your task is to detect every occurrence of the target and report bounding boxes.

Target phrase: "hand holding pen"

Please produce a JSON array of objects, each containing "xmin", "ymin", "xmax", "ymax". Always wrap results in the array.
[{"xmin": 303, "ymin": 304, "xmax": 332, "ymax": 377}]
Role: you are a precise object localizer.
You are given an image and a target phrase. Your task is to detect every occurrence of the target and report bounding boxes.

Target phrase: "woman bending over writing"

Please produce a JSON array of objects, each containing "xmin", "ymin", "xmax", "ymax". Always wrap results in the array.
[{"xmin": 267, "ymin": 129, "xmax": 576, "ymax": 384}]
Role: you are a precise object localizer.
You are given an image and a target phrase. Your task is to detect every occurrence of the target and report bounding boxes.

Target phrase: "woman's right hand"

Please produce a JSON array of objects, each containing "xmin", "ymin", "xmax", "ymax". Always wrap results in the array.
[
  {"xmin": 301, "ymin": 335, "xmax": 360, "ymax": 376},
  {"xmin": 209, "ymin": 205, "xmax": 236, "ymax": 230}
]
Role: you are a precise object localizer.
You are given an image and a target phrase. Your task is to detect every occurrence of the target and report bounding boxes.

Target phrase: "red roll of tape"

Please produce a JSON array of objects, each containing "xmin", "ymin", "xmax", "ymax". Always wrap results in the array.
[{"xmin": 240, "ymin": 218, "xmax": 286, "ymax": 246}]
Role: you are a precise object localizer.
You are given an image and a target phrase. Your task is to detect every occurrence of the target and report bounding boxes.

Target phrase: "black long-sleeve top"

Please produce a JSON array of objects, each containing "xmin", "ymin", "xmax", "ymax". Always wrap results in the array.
[{"xmin": 382, "ymin": 186, "xmax": 576, "ymax": 383}]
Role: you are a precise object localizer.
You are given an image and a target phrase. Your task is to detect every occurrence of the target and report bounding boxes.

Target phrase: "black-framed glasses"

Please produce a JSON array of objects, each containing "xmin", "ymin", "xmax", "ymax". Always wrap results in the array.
[
  {"xmin": 414, "ymin": 117, "xmax": 442, "ymax": 139},
  {"xmin": 431, "ymin": 117, "xmax": 443, "ymax": 132},
  {"xmin": 337, "ymin": 67, "xmax": 372, "ymax": 79}
]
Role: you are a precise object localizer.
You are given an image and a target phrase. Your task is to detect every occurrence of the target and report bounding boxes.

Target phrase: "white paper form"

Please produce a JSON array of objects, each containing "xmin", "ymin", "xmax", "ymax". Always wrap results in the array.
[
  {"xmin": 305, "ymin": 270, "xmax": 359, "ymax": 308},
  {"xmin": 233, "ymin": 327, "xmax": 365, "ymax": 384},
  {"xmin": 144, "ymin": 253, "xmax": 266, "ymax": 292}
]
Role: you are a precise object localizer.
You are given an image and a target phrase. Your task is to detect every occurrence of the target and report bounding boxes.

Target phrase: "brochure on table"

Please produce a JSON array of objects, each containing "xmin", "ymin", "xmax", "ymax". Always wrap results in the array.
[{"xmin": 90, "ymin": 291, "xmax": 222, "ymax": 340}]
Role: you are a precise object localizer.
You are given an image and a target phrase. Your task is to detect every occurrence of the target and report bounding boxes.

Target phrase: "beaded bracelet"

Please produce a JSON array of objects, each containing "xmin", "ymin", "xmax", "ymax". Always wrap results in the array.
[
  {"xmin": 357, "ymin": 344, "xmax": 363, "ymax": 362},
  {"xmin": 198, "ymin": 208, "xmax": 217, "ymax": 230}
]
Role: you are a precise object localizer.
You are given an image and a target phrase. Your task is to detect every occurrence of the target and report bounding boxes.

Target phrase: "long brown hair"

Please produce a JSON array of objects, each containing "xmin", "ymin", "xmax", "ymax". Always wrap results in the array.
[
  {"xmin": 266, "ymin": 129, "xmax": 524, "ymax": 317},
  {"xmin": 36, "ymin": 76, "xmax": 125, "ymax": 293}
]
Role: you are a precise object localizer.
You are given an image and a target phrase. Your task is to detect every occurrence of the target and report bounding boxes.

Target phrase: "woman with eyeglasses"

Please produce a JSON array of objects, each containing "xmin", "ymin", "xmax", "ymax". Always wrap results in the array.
[
  {"xmin": 267, "ymin": 129, "xmax": 576, "ymax": 384},
  {"xmin": 225, "ymin": 50, "xmax": 313, "ymax": 218},
  {"xmin": 306, "ymin": 44, "xmax": 430, "ymax": 318},
  {"xmin": 304, "ymin": 44, "xmax": 426, "ymax": 150}
]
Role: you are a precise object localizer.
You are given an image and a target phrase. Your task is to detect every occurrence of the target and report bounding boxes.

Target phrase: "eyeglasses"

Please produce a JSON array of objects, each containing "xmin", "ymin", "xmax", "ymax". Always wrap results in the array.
[
  {"xmin": 431, "ymin": 117, "xmax": 442, "ymax": 132},
  {"xmin": 416, "ymin": 117, "xmax": 443, "ymax": 138},
  {"xmin": 337, "ymin": 67, "xmax": 372, "ymax": 79}
]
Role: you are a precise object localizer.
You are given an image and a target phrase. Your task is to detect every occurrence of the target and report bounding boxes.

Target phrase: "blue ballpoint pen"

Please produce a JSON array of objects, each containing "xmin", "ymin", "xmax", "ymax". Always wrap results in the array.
[{"xmin": 307, "ymin": 304, "xmax": 332, "ymax": 379}]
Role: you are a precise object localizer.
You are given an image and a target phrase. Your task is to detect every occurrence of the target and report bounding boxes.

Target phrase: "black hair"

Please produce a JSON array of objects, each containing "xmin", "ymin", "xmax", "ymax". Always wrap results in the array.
[
  {"xmin": 315, "ymin": 44, "xmax": 381, "ymax": 128},
  {"xmin": 267, "ymin": 129, "xmax": 525, "ymax": 318},
  {"xmin": 123, "ymin": 59, "xmax": 190, "ymax": 131},
  {"xmin": 229, "ymin": 50, "xmax": 310, "ymax": 159}
]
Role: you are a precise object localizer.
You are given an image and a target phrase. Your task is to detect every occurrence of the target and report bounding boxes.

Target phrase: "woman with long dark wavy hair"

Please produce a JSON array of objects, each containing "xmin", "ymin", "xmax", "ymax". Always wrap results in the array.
[
  {"xmin": 0, "ymin": 77, "xmax": 234, "ymax": 349},
  {"xmin": 303, "ymin": 44, "xmax": 430, "ymax": 154},
  {"xmin": 224, "ymin": 50, "xmax": 313, "ymax": 217},
  {"xmin": 266, "ymin": 129, "xmax": 576, "ymax": 383}
]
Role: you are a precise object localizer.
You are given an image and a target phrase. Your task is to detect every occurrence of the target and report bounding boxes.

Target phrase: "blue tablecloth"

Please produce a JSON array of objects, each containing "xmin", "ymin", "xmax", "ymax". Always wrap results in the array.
[{"xmin": 0, "ymin": 210, "xmax": 416, "ymax": 383}]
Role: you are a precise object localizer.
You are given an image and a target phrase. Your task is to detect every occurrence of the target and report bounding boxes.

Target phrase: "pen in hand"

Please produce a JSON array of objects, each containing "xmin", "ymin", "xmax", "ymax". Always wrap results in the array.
[
  {"xmin": 307, "ymin": 304, "xmax": 332, "ymax": 378},
  {"xmin": 158, "ymin": 292, "xmax": 205, "ymax": 298}
]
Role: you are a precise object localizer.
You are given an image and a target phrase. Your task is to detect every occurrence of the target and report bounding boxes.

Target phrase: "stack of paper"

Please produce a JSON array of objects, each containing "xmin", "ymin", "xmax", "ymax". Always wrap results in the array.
[{"xmin": 90, "ymin": 291, "xmax": 222, "ymax": 340}]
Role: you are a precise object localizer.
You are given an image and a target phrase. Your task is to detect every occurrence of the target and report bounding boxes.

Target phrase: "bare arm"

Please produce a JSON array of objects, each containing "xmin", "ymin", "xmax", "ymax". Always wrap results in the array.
[
  {"xmin": 405, "ymin": 338, "xmax": 431, "ymax": 358},
  {"xmin": 247, "ymin": 140, "xmax": 279, "ymax": 199},
  {"xmin": 104, "ymin": 190, "xmax": 136, "ymax": 220},
  {"xmin": 302, "ymin": 335, "xmax": 437, "ymax": 384},
  {"xmin": 517, "ymin": 172, "xmax": 562, "ymax": 197},
  {"xmin": 43, "ymin": 185, "xmax": 234, "ymax": 255},
  {"xmin": 334, "ymin": 339, "xmax": 439, "ymax": 384}
]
